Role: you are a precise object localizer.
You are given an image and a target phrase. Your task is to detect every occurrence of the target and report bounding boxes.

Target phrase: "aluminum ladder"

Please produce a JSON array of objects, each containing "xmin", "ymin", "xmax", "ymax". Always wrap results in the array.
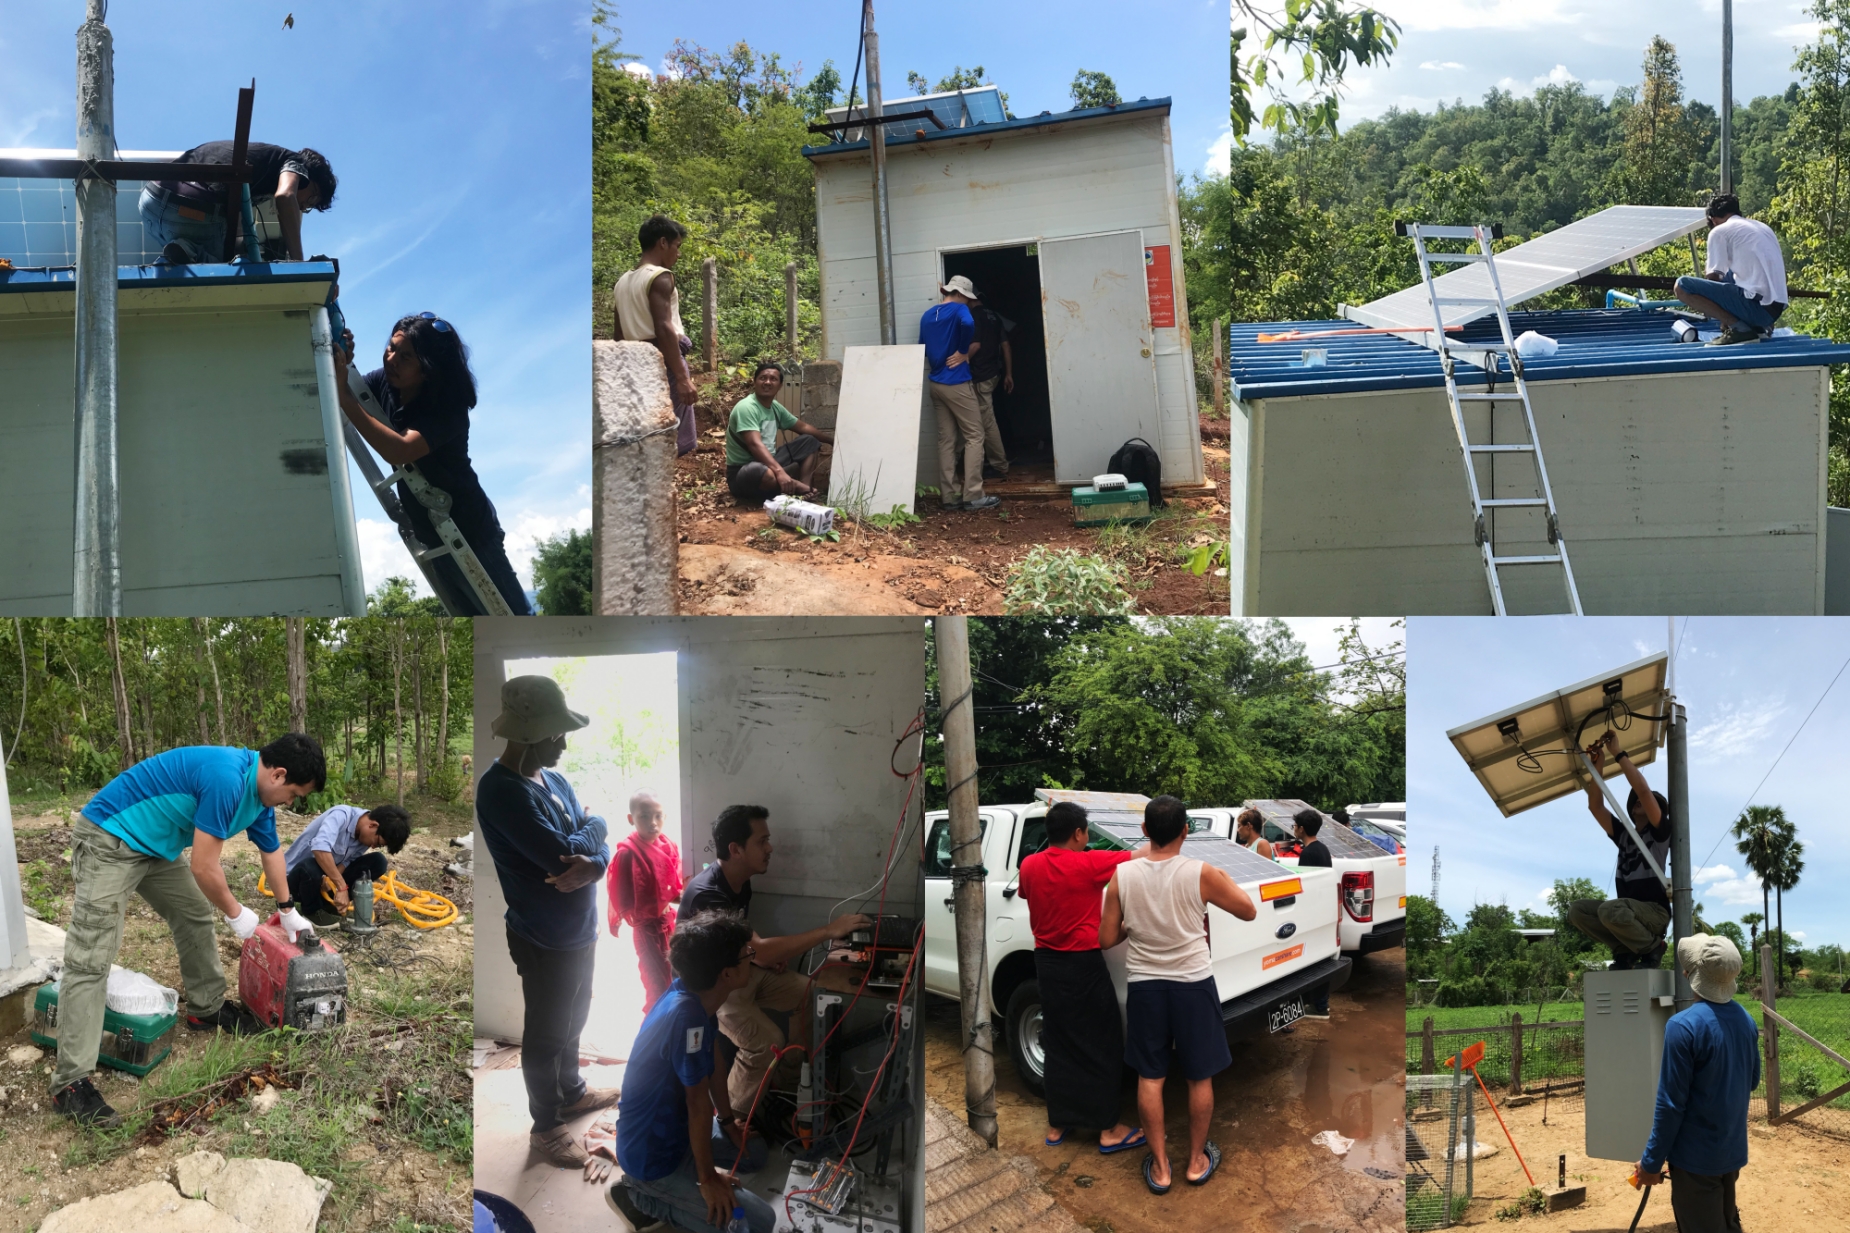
[
  {"xmin": 339, "ymin": 365, "xmax": 514, "ymax": 617},
  {"xmin": 1400, "ymin": 221, "xmax": 1583, "ymax": 616}
]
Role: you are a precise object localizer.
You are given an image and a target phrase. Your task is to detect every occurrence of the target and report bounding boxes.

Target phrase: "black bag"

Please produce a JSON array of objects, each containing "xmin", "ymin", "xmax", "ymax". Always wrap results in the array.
[{"xmin": 1107, "ymin": 437, "xmax": 1164, "ymax": 508}]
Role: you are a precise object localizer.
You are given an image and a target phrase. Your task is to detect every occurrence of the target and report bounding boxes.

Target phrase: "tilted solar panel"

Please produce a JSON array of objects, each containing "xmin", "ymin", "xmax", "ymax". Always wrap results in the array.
[
  {"xmin": 1240, "ymin": 799, "xmax": 1384, "ymax": 859},
  {"xmin": 1091, "ymin": 822, "xmax": 1290, "ymax": 883},
  {"xmin": 1344, "ymin": 205, "xmax": 1709, "ymax": 334}
]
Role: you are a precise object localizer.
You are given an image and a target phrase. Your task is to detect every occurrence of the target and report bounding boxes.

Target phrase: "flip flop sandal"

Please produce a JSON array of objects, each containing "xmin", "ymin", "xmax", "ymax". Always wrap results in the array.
[
  {"xmin": 1099, "ymin": 1128, "xmax": 1147, "ymax": 1155},
  {"xmin": 1187, "ymin": 1141, "xmax": 1222, "ymax": 1186},
  {"xmin": 1044, "ymin": 1130, "xmax": 1068, "ymax": 1147},
  {"xmin": 1142, "ymin": 1153, "xmax": 1172, "ymax": 1195}
]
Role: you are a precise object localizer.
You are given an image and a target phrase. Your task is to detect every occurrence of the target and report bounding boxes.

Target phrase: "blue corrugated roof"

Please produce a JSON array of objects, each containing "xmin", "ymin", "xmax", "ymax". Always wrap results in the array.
[
  {"xmin": 1228, "ymin": 308, "xmax": 1850, "ymax": 401},
  {"xmin": 0, "ymin": 261, "xmax": 337, "ymax": 296},
  {"xmin": 802, "ymin": 96, "xmax": 1170, "ymax": 158}
]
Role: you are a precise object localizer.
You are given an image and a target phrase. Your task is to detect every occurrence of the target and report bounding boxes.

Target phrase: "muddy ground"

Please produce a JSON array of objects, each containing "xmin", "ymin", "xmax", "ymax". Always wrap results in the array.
[
  {"xmin": 1449, "ymin": 1090, "xmax": 1850, "ymax": 1230},
  {"xmin": 2, "ymin": 781, "xmax": 475, "ymax": 1233},
  {"xmin": 924, "ymin": 948, "xmax": 1407, "ymax": 1233},
  {"xmin": 674, "ymin": 373, "xmax": 1233, "ymax": 616}
]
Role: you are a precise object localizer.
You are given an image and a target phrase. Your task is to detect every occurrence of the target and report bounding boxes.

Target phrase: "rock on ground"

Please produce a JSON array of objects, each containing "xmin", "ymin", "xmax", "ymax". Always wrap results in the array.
[
  {"xmin": 40, "ymin": 1180, "xmax": 255, "ymax": 1233},
  {"xmin": 172, "ymin": 1151, "xmax": 332, "ymax": 1233}
]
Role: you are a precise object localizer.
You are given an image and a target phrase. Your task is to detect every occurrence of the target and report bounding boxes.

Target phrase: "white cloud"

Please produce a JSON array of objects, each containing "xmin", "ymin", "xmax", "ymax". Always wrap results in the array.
[
  {"xmin": 356, "ymin": 517, "xmax": 426, "ymax": 598},
  {"xmin": 1496, "ymin": 64, "xmax": 1581, "ymax": 97},
  {"xmin": 1792, "ymin": 930, "xmax": 1808, "ymax": 940},
  {"xmin": 1694, "ymin": 863, "xmax": 1765, "ymax": 907},
  {"xmin": 1420, "ymin": 61, "xmax": 1466, "ymax": 71},
  {"xmin": 1689, "ymin": 696, "xmax": 1788, "ymax": 759},
  {"xmin": 1205, "ymin": 128, "xmax": 1232, "ymax": 178},
  {"xmin": 500, "ymin": 500, "xmax": 593, "ymax": 594},
  {"xmin": 622, "ymin": 62, "xmax": 652, "ymax": 79}
]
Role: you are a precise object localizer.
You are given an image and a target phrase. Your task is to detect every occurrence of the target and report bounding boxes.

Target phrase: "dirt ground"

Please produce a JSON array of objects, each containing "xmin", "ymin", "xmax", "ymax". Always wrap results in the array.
[
  {"xmin": 923, "ymin": 948, "xmax": 1407, "ymax": 1233},
  {"xmin": 2, "ymin": 783, "xmax": 475, "ymax": 1233},
  {"xmin": 673, "ymin": 373, "xmax": 1233, "ymax": 616},
  {"xmin": 1448, "ymin": 1092, "xmax": 1850, "ymax": 1230}
]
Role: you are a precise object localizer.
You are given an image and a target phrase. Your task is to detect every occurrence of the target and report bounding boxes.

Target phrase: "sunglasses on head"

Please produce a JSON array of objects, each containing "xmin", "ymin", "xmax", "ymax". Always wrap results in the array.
[{"xmin": 418, "ymin": 311, "xmax": 454, "ymax": 334}]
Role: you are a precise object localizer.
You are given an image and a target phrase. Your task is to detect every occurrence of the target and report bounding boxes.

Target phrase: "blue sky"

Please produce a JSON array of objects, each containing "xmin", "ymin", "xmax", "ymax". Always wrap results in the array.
[
  {"xmin": 612, "ymin": 0, "xmax": 1233, "ymax": 180},
  {"xmin": 1329, "ymin": 1, "xmax": 1818, "ymax": 127},
  {"xmin": 1409, "ymin": 617, "xmax": 1850, "ymax": 951},
  {"xmin": 0, "ymin": 1, "xmax": 590, "ymax": 601}
]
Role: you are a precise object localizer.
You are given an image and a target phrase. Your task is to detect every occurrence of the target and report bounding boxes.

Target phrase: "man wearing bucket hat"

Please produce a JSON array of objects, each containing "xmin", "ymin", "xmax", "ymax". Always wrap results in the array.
[
  {"xmin": 477, "ymin": 675, "xmax": 615, "ymax": 1168},
  {"xmin": 1565, "ymin": 731, "xmax": 1673, "ymax": 970},
  {"xmin": 920, "ymin": 276, "xmax": 1001, "ymax": 512},
  {"xmin": 1634, "ymin": 934, "xmax": 1759, "ymax": 1233}
]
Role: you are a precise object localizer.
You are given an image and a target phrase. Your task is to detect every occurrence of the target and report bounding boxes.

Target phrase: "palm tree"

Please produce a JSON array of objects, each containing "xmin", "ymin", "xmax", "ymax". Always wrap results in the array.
[
  {"xmin": 1733, "ymin": 805, "xmax": 1788, "ymax": 976},
  {"xmin": 1771, "ymin": 834, "xmax": 1805, "ymax": 989},
  {"xmin": 1741, "ymin": 911, "xmax": 1764, "ymax": 977}
]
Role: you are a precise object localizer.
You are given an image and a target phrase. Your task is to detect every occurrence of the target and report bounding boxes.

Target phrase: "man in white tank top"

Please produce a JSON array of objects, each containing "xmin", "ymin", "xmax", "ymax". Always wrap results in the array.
[
  {"xmin": 1234, "ymin": 808, "xmax": 1275, "ymax": 859},
  {"xmin": 1099, "ymin": 796, "xmax": 1256, "ymax": 1193},
  {"xmin": 613, "ymin": 215, "xmax": 700, "ymax": 454}
]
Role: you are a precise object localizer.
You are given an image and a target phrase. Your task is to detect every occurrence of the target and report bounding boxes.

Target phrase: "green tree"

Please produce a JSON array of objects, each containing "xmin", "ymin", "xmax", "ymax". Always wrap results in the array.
[
  {"xmin": 1606, "ymin": 36, "xmax": 1703, "ymax": 205},
  {"xmin": 1070, "ymin": 70, "xmax": 1122, "ymax": 110},
  {"xmin": 1740, "ymin": 910, "xmax": 1765, "ymax": 976},
  {"xmin": 905, "ymin": 65, "xmax": 1008, "ymax": 114},
  {"xmin": 1733, "ymin": 805, "xmax": 1788, "ymax": 978},
  {"xmin": 531, "ymin": 529, "xmax": 594, "ymax": 616},
  {"xmin": 1770, "ymin": 832, "xmax": 1805, "ymax": 988},
  {"xmin": 1548, "ymin": 876, "xmax": 1605, "ymax": 960},
  {"xmin": 1231, "ymin": 0, "xmax": 1400, "ymax": 142}
]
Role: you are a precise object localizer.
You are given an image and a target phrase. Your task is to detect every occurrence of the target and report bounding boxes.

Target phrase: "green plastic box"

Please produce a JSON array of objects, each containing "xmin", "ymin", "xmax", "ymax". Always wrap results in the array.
[
  {"xmin": 1071, "ymin": 481, "xmax": 1152, "ymax": 527},
  {"xmin": 30, "ymin": 982, "xmax": 176, "ymax": 1076}
]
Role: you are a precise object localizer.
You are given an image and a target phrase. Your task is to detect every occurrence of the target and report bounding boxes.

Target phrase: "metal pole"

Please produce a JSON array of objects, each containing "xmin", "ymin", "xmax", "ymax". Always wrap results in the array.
[
  {"xmin": 785, "ymin": 260, "xmax": 799, "ymax": 356},
  {"xmin": 1720, "ymin": 0, "xmax": 1734, "ymax": 195},
  {"xmin": 936, "ymin": 615, "xmax": 996, "ymax": 1146},
  {"xmin": 702, "ymin": 256, "xmax": 717, "ymax": 373},
  {"xmin": 864, "ymin": 0, "xmax": 897, "ymax": 345},
  {"xmin": 72, "ymin": 0, "xmax": 120, "ymax": 616},
  {"xmin": 1670, "ymin": 700, "xmax": 1694, "ymax": 1010}
]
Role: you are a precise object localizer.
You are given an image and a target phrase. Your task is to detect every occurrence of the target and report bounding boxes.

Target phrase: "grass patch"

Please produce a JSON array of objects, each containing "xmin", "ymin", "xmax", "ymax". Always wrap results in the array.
[
  {"xmin": 22, "ymin": 859, "xmax": 64, "ymax": 921},
  {"xmin": 1407, "ymin": 1002, "xmax": 1587, "ymax": 1031}
]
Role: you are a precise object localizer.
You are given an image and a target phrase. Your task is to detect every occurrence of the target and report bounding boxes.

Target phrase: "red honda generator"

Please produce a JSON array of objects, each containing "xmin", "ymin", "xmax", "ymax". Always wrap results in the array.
[{"xmin": 238, "ymin": 913, "xmax": 348, "ymax": 1031}]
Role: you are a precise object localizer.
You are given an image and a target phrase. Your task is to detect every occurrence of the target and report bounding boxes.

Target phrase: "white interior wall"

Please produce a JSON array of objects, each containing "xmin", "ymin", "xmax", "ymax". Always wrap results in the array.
[
  {"xmin": 0, "ymin": 278, "xmax": 358, "ymax": 614},
  {"xmin": 1239, "ymin": 364, "xmax": 1829, "ymax": 614},
  {"xmin": 472, "ymin": 617, "xmax": 927, "ymax": 1041},
  {"xmin": 812, "ymin": 110, "xmax": 1203, "ymax": 484}
]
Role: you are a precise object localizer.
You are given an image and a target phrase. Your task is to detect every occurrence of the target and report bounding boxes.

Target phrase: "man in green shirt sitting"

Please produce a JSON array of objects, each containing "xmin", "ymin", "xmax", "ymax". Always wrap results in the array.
[{"xmin": 725, "ymin": 362, "xmax": 834, "ymax": 500}]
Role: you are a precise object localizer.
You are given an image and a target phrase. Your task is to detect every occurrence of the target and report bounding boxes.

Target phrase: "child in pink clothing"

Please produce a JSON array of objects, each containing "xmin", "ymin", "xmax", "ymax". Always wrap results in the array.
[{"xmin": 606, "ymin": 791, "xmax": 683, "ymax": 1011}]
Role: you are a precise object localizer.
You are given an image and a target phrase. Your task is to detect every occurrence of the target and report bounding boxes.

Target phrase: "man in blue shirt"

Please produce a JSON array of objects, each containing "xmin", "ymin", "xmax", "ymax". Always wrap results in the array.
[
  {"xmin": 1636, "ymin": 934, "xmax": 1759, "ymax": 1233},
  {"xmin": 920, "ymin": 276, "xmax": 1000, "ymax": 512},
  {"xmin": 283, "ymin": 802, "xmax": 411, "ymax": 924},
  {"xmin": 51, "ymin": 734, "xmax": 326, "ymax": 1127},
  {"xmin": 477, "ymin": 675, "xmax": 615, "ymax": 1168},
  {"xmin": 607, "ymin": 910, "xmax": 775, "ymax": 1233}
]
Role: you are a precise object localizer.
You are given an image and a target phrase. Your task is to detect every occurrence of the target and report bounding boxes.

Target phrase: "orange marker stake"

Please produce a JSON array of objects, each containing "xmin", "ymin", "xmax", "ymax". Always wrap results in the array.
[{"xmin": 1444, "ymin": 1041, "xmax": 1535, "ymax": 1187}]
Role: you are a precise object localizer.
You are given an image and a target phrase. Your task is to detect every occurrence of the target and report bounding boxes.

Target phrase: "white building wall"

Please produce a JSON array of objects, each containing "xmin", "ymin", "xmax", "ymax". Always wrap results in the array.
[
  {"xmin": 811, "ymin": 110, "xmax": 1203, "ymax": 484},
  {"xmin": 1239, "ymin": 364, "xmax": 1830, "ymax": 614},
  {"xmin": 471, "ymin": 617, "xmax": 926, "ymax": 1040}
]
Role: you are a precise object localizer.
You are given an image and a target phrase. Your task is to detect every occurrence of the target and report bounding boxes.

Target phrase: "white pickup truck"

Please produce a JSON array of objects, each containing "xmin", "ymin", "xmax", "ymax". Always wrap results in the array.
[
  {"xmin": 1186, "ymin": 800, "xmax": 1407, "ymax": 957},
  {"xmin": 922, "ymin": 790, "xmax": 1351, "ymax": 1095}
]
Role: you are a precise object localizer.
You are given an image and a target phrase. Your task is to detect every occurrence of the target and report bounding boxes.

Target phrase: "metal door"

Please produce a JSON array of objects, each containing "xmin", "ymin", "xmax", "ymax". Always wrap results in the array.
[{"xmin": 1039, "ymin": 231, "xmax": 1161, "ymax": 484}]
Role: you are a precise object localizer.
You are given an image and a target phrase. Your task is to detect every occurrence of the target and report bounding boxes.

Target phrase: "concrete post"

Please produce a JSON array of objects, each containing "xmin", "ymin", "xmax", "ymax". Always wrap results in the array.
[
  {"xmin": 1510, "ymin": 1012, "xmax": 1523, "ymax": 1095},
  {"xmin": 702, "ymin": 257, "xmax": 718, "ymax": 373},
  {"xmin": 0, "ymin": 751, "xmax": 27, "ymax": 973},
  {"xmin": 1670, "ymin": 701, "xmax": 1694, "ymax": 1010},
  {"xmin": 73, "ymin": 0, "xmax": 120, "ymax": 616},
  {"xmin": 1211, "ymin": 317, "xmax": 1226, "ymax": 418},
  {"xmin": 864, "ymin": 1, "xmax": 897, "ymax": 345},
  {"xmin": 592, "ymin": 341, "xmax": 679, "ymax": 614},
  {"xmin": 1721, "ymin": 0, "xmax": 1734, "ymax": 195},
  {"xmin": 785, "ymin": 261, "xmax": 799, "ymax": 356},
  {"xmin": 936, "ymin": 615, "xmax": 996, "ymax": 1146}
]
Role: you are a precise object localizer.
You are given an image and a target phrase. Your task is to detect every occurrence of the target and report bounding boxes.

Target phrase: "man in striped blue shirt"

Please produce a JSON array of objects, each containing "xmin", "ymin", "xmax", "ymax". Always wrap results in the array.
[{"xmin": 50, "ymin": 734, "xmax": 326, "ymax": 1127}]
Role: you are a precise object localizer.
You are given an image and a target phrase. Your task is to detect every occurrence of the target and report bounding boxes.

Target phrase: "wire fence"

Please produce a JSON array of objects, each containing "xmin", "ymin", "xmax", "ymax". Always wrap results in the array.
[
  {"xmin": 1756, "ymin": 988, "xmax": 1850, "ymax": 1140},
  {"xmin": 1406, "ymin": 1015, "xmax": 1585, "ymax": 1120},
  {"xmin": 1406, "ymin": 1073, "xmax": 1476, "ymax": 1231}
]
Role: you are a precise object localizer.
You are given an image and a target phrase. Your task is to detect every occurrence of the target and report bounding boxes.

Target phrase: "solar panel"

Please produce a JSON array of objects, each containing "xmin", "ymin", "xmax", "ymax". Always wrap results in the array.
[
  {"xmin": 824, "ymin": 86, "xmax": 1008, "ymax": 145},
  {"xmin": 1090, "ymin": 822, "xmax": 1289, "ymax": 883},
  {"xmin": 1344, "ymin": 205, "xmax": 1708, "ymax": 334},
  {"xmin": 1034, "ymin": 788, "xmax": 1150, "ymax": 813},
  {"xmin": 1446, "ymin": 652, "xmax": 1668, "ymax": 818},
  {"xmin": 1240, "ymin": 799, "xmax": 1384, "ymax": 859}
]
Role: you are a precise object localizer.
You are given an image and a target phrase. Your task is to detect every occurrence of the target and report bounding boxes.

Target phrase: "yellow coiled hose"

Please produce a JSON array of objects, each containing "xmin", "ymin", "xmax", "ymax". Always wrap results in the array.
[{"xmin": 257, "ymin": 868, "xmax": 458, "ymax": 930}]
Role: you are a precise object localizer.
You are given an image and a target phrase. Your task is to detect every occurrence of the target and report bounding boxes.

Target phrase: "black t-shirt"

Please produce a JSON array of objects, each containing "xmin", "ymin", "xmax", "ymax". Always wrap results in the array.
[
  {"xmin": 1612, "ymin": 815, "xmax": 1672, "ymax": 909},
  {"xmin": 1297, "ymin": 839, "xmax": 1333, "ymax": 868},
  {"xmin": 363, "ymin": 369, "xmax": 501, "ymax": 549},
  {"xmin": 969, "ymin": 306, "xmax": 1013, "ymax": 382},
  {"xmin": 679, "ymin": 862, "xmax": 752, "ymax": 920},
  {"xmin": 160, "ymin": 142, "xmax": 307, "ymax": 206}
]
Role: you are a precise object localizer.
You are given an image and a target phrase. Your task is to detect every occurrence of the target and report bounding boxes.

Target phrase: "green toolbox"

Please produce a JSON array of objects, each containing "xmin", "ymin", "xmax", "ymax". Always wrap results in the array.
[
  {"xmin": 30, "ymin": 983, "xmax": 177, "ymax": 1076},
  {"xmin": 1071, "ymin": 481, "xmax": 1152, "ymax": 527}
]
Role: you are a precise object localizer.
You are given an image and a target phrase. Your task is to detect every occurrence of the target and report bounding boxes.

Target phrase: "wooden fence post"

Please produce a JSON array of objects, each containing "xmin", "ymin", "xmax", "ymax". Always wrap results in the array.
[
  {"xmin": 1422, "ymin": 1017, "xmax": 1436, "ymax": 1076},
  {"xmin": 1212, "ymin": 317, "xmax": 1226, "ymax": 418},
  {"xmin": 1762, "ymin": 943, "xmax": 1780, "ymax": 1122},
  {"xmin": 1510, "ymin": 1012, "xmax": 1524, "ymax": 1096},
  {"xmin": 702, "ymin": 256, "xmax": 718, "ymax": 373},
  {"xmin": 785, "ymin": 261, "xmax": 799, "ymax": 356}
]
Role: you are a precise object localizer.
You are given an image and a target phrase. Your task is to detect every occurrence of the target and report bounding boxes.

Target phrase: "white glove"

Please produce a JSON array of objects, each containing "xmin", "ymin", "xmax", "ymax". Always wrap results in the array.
[
  {"xmin": 225, "ymin": 905, "xmax": 260, "ymax": 940},
  {"xmin": 278, "ymin": 906, "xmax": 313, "ymax": 942}
]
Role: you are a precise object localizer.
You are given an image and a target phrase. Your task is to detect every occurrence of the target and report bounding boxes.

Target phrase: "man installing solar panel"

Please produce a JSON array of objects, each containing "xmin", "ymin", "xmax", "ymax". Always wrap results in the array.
[
  {"xmin": 1673, "ymin": 195, "xmax": 1789, "ymax": 346},
  {"xmin": 1563, "ymin": 731, "xmax": 1673, "ymax": 971}
]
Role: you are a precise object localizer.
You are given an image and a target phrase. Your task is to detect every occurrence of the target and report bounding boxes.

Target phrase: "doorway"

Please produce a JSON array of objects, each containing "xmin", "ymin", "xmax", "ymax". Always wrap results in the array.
[{"xmin": 941, "ymin": 244, "xmax": 1052, "ymax": 467}]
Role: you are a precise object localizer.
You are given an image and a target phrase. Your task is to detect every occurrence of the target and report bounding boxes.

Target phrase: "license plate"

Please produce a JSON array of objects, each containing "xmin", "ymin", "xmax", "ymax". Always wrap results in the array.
[{"xmin": 1267, "ymin": 996, "xmax": 1305, "ymax": 1033}]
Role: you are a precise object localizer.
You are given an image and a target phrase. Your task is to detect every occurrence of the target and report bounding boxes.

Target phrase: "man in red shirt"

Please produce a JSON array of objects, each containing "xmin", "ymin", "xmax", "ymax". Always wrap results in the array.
[
  {"xmin": 1017, "ymin": 801, "xmax": 1145, "ymax": 1153},
  {"xmin": 607, "ymin": 791, "xmax": 684, "ymax": 1012}
]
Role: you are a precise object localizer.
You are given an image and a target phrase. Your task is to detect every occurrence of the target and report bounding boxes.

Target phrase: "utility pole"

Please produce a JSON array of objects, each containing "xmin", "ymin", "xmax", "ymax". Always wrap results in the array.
[
  {"xmin": 936, "ymin": 615, "xmax": 996, "ymax": 1146},
  {"xmin": 1720, "ymin": 0, "xmax": 1734, "ymax": 195},
  {"xmin": 1669, "ymin": 697, "xmax": 1694, "ymax": 1010},
  {"xmin": 702, "ymin": 257, "xmax": 718, "ymax": 373},
  {"xmin": 73, "ymin": 0, "xmax": 120, "ymax": 616},
  {"xmin": 863, "ymin": 1, "xmax": 898, "ymax": 345}
]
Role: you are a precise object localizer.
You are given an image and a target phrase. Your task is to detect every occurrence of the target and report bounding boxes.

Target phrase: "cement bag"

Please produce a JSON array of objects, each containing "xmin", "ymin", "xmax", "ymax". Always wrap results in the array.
[
  {"xmin": 1450, "ymin": 1138, "xmax": 1500, "ymax": 1161},
  {"xmin": 764, "ymin": 495, "xmax": 835, "ymax": 536},
  {"xmin": 106, "ymin": 966, "xmax": 179, "ymax": 1016},
  {"xmin": 1513, "ymin": 330, "xmax": 1559, "ymax": 359}
]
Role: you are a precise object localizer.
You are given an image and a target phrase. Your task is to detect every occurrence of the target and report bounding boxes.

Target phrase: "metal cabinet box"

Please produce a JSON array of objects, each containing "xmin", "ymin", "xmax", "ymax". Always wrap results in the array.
[{"xmin": 1584, "ymin": 967, "xmax": 1675, "ymax": 1161}]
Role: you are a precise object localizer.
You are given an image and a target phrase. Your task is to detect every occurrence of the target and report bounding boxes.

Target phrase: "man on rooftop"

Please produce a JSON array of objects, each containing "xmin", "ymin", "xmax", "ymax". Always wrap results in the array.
[
  {"xmin": 142, "ymin": 141, "xmax": 336, "ymax": 264},
  {"xmin": 1673, "ymin": 195, "xmax": 1788, "ymax": 346}
]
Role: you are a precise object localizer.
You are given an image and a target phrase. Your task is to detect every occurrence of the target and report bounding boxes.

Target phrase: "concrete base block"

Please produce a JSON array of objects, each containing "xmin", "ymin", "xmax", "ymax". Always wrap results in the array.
[
  {"xmin": 592, "ymin": 341, "xmax": 679, "ymax": 614},
  {"xmin": 1546, "ymin": 1186, "xmax": 1587, "ymax": 1211}
]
